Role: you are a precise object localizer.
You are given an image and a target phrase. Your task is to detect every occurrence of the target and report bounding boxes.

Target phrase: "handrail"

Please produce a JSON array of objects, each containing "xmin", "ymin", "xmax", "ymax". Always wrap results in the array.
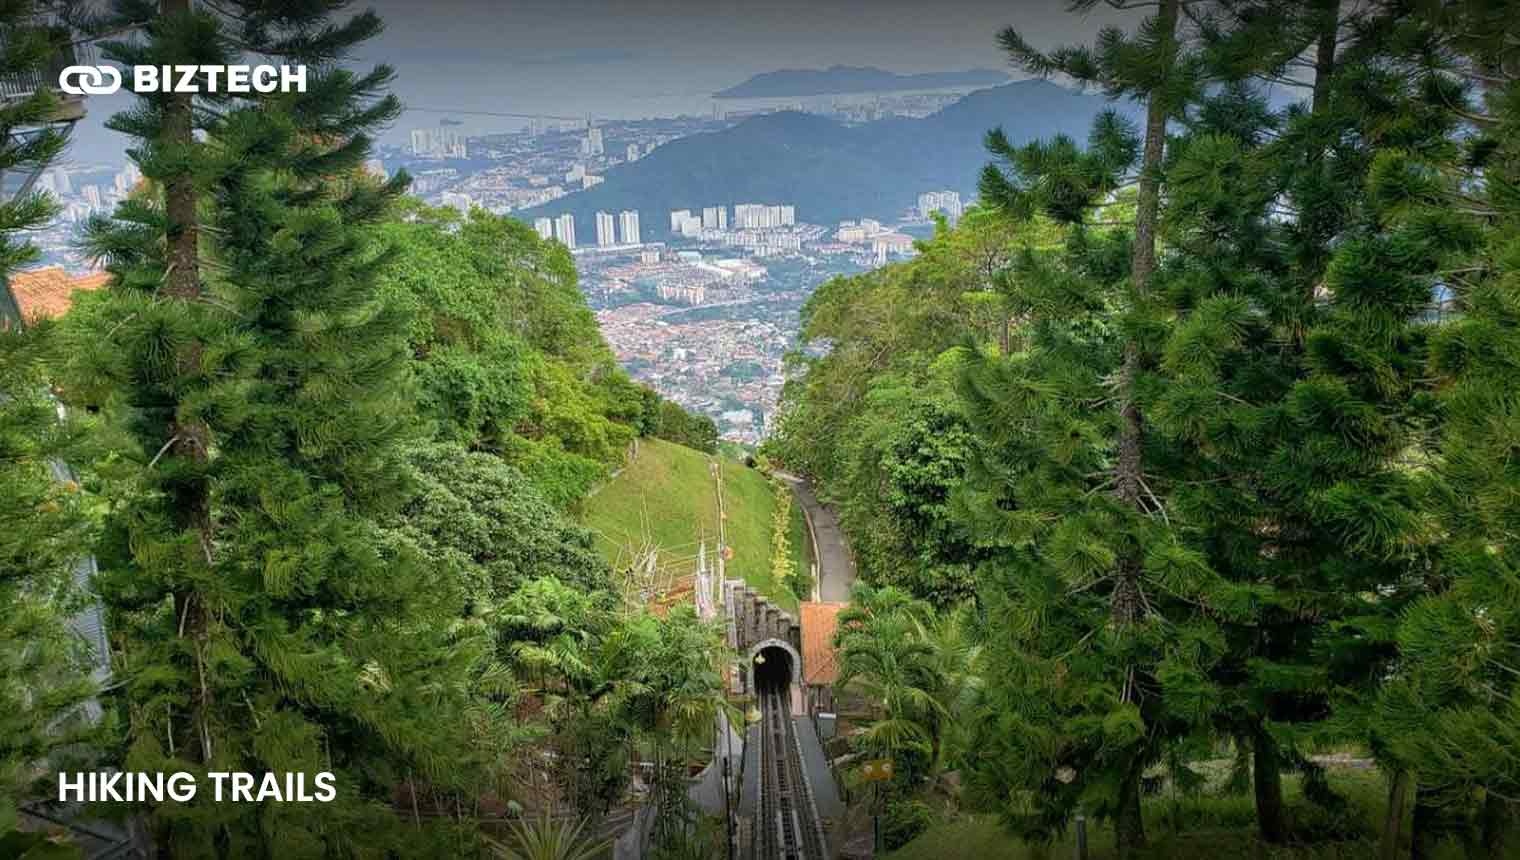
[{"xmin": 0, "ymin": 21, "xmax": 98, "ymax": 101}]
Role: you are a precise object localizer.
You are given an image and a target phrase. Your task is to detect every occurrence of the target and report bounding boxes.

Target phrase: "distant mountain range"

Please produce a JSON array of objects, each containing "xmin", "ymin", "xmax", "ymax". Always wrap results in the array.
[
  {"xmin": 714, "ymin": 65, "xmax": 1011, "ymax": 99},
  {"xmin": 518, "ymin": 80, "xmax": 1137, "ymax": 243}
]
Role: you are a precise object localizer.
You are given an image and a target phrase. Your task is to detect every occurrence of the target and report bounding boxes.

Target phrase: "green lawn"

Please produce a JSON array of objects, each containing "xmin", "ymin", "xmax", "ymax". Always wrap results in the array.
[{"xmin": 576, "ymin": 438, "xmax": 796, "ymax": 610}]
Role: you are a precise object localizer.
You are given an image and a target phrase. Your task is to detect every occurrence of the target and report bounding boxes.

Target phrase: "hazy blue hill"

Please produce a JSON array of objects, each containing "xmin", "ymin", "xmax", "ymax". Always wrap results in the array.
[
  {"xmin": 714, "ymin": 65, "xmax": 1010, "ymax": 99},
  {"xmin": 518, "ymin": 81, "xmax": 1133, "ymax": 241}
]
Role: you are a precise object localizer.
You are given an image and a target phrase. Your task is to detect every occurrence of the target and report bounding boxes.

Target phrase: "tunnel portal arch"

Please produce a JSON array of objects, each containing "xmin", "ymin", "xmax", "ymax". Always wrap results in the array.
[{"xmin": 746, "ymin": 637, "xmax": 802, "ymax": 694}]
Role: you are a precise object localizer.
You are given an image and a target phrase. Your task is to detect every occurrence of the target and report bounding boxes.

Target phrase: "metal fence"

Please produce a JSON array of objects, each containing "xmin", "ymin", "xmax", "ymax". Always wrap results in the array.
[{"xmin": 0, "ymin": 20, "xmax": 98, "ymax": 102}]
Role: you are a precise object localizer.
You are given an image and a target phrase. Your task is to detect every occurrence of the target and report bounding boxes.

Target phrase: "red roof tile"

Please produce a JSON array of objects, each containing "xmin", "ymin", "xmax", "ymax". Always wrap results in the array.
[
  {"xmin": 9, "ymin": 267, "xmax": 110, "ymax": 322},
  {"xmin": 800, "ymin": 601, "xmax": 846, "ymax": 687}
]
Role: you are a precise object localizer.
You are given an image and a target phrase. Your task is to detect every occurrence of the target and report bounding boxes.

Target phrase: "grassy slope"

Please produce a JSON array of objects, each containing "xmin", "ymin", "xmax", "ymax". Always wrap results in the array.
[{"xmin": 577, "ymin": 437, "xmax": 798, "ymax": 610}]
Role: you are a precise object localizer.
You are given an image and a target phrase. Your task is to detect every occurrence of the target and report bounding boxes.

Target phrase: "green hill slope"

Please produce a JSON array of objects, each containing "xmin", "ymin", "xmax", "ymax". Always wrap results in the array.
[
  {"xmin": 577, "ymin": 437, "xmax": 802, "ymax": 610},
  {"xmin": 517, "ymin": 80, "xmax": 1129, "ymax": 241}
]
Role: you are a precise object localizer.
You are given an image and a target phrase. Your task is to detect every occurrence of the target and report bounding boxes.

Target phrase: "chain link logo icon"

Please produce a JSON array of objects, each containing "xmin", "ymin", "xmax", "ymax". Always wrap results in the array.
[{"xmin": 58, "ymin": 65, "xmax": 122, "ymax": 95}]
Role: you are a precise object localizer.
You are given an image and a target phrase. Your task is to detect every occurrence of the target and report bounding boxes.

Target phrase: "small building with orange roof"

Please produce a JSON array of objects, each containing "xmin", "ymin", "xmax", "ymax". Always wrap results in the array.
[
  {"xmin": 800, "ymin": 601, "xmax": 846, "ymax": 715},
  {"xmin": 2, "ymin": 266, "xmax": 110, "ymax": 328}
]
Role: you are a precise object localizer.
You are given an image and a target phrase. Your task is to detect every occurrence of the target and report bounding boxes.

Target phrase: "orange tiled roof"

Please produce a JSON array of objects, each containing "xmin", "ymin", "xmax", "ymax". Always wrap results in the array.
[
  {"xmin": 8, "ymin": 267, "xmax": 110, "ymax": 322},
  {"xmin": 800, "ymin": 601, "xmax": 846, "ymax": 687}
]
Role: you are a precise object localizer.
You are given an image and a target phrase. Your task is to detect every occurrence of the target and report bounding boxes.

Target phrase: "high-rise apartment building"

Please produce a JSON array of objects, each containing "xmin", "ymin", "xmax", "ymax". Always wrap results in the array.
[
  {"xmin": 409, "ymin": 127, "xmax": 430, "ymax": 155},
  {"xmin": 734, "ymin": 203, "xmax": 794, "ymax": 229},
  {"xmin": 553, "ymin": 213, "xmax": 576, "ymax": 249},
  {"xmin": 917, "ymin": 190, "xmax": 963, "ymax": 220},
  {"xmin": 595, "ymin": 211, "xmax": 616, "ymax": 247},
  {"xmin": 619, "ymin": 210, "xmax": 641, "ymax": 245},
  {"xmin": 410, "ymin": 127, "xmax": 466, "ymax": 158},
  {"xmin": 533, "ymin": 217, "xmax": 553, "ymax": 240},
  {"xmin": 626, "ymin": 143, "xmax": 639, "ymax": 162},
  {"xmin": 587, "ymin": 127, "xmax": 604, "ymax": 156}
]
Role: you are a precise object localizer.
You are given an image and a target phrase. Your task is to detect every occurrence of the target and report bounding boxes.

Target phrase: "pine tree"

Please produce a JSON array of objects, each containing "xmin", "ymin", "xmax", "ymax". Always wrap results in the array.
[
  {"xmin": 61, "ymin": 2, "xmax": 497, "ymax": 854},
  {"xmin": 0, "ymin": 2, "xmax": 101, "ymax": 842},
  {"xmin": 965, "ymin": 3, "xmax": 1209, "ymax": 854},
  {"xmin": 1364, "ymin": 3, "xmax": 1520, "ymax": 855},
  {"xmin": 1141, "ymin": 2, "xmax": 1422, "ymax": 842}
]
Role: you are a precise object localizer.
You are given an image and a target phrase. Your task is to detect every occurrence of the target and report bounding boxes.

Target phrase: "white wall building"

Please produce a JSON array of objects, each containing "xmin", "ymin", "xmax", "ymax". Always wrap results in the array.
[
  {"xmin": 917, "ymin": 190, "xmax": 964, "ymax": 221},
  {"xmin": 619, "ymin": 210, "xmax": 641, "ymax": 245},
  {"xmin": 410, "ymin": 127, "xmax": 465, "ymax": 158},
  {"xmin": 553, "ymin": 213, "xmax": 576, "ymax": 249},
  {"xmin": 533, "ymin": 217, "xmax": 553, "ymax": 240},
  {"xmin": 595, "ymin": 211, "xmax": 617, "ymax": 247},
  {"xmin": 733, "ymin": 202, "xmax": 796, "ymax": 229}
]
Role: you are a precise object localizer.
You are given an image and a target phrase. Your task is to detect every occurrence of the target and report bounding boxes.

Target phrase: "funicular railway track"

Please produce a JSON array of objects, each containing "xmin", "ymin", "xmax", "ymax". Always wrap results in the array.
[{"xmin": 753, "ymin": 681, "xmax": 827, "ymax": 860}]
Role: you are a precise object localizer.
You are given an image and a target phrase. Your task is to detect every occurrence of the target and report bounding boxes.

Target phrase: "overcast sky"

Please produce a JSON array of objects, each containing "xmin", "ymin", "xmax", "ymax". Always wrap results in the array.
[{"xmin": 66, "ymin": 0, "xmax": 1137, "ymax": 164}]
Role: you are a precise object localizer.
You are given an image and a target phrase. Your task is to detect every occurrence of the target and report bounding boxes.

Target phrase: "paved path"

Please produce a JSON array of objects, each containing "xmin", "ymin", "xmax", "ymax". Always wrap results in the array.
[{"xmin": 775, "ymin": 472, "xmax": 856, "ymax": 602}]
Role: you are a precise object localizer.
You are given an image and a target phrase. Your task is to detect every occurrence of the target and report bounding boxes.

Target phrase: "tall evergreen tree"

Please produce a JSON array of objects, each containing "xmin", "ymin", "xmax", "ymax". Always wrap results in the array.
[
  {"xmin": 965, "ymin": 3, "xmax": 1211, "ymax": 854},
  {"xmin": 61, "ymin": 2, "xmax": 498, "ymax": 854},
  {"xmin": 1365, "ymin": 2, "xmax": 1520, "ymax": 855},
  {"xmin": 1141, "ymin": 2, "xmax": 1433, "ymax": 842}
]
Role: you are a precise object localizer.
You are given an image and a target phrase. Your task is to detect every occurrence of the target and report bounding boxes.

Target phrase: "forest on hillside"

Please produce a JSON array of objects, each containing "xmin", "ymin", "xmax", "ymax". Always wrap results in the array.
[
  {"xmin": 0, "ymin": 2, "xmax": 723, "ymax": 857},
  {"xmin": 765, "ymin": 0, "xmax": 1520, "ymax": 857},
  {"xmin": 4, "ymin": 0, "xmax": 1520, "ymax": 858}
]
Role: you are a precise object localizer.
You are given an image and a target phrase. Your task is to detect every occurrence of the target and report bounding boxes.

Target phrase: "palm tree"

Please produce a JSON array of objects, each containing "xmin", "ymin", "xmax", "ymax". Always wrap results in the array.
[
  {"xmin": 835, "ymin": 584, "xmax": 950, "ymax": 779},
  {"xmin": 489, "ymin": 814, "xmax": 611, "ymax": 860},
  {"xmin": 919, "ymin": 601, "xmax": 984, "ymax": 776}
]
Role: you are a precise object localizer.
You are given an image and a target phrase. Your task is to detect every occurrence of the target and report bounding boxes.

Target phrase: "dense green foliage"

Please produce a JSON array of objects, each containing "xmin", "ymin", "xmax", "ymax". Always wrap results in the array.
[
  {"xmin": 376, "ymin": 206, "xmax": 643, "ymax": 507},
  {"xmin": 0, "ymin": 3, "xmax": 101, "ymax": 845},
  {"xmin": 384, "ymin": 443, "xmax": 610, "ymax": 603},
  {"xmin": 0, "ymin": 324, "xmax": 99, "ymax": 847},
  {"xmin": 774, "ymin": 1, "xmax": 1520, "ymax": 857},
  {"xmin": 0, "ymin": 8, "xmax": 728, "ymax": 855},
  {"xmin": 644, "ymin": 393, "xmax": 719, "ymax": 454},
  {"xmin": 374, "ymin": 204, "xmax": 717, "ymax": 505},
  {"xmin": 767, "ymin": 209, "xmax": 1049, "ymax": 605},
  {"xmin": 54, "ymin": 2, "xmax": 502, "ymax": 853}
]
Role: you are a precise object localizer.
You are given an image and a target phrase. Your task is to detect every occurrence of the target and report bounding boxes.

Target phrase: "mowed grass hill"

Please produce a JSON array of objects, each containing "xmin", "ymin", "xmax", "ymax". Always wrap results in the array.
[{"xmin": 576, "ymin": 437, "xmax": 808, "ymax": 610}]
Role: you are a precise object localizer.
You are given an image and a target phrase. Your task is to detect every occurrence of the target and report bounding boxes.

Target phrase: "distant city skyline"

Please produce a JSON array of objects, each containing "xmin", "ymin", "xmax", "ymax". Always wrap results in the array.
[{"xmin": 58, "ymin": 0, "xmax": 1136, "ymax": 164}]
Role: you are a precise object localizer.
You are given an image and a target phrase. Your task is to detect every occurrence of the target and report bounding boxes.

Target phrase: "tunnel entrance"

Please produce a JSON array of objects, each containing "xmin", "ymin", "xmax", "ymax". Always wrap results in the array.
[
  {"xmin": 753, "ymin": 644, "xmax": 794, "ymax": 691},
  {"xmin": 746, "ymin": 637, "xmax": 803, "ymax": 712}
]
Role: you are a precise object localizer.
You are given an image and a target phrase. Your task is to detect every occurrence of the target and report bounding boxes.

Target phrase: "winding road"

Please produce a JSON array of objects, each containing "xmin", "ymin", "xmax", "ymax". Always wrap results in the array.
[{"xmin": 775, "ymin": 472, "xmax": 855, "ymax": 602}]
